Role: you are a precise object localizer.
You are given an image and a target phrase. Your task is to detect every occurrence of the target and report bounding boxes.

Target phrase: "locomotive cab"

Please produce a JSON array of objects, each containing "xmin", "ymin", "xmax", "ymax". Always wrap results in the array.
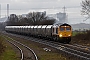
[
  {"xmin": 52, "ymin": 23, "xmax": 72, "ymax": 43},
  {"xmin": 58, "ymin": 23, "xmax": 72, "ymax": 43},
  {"xmin": 59, "ymin": 26, "xmax": 72, "ymax": 37}
]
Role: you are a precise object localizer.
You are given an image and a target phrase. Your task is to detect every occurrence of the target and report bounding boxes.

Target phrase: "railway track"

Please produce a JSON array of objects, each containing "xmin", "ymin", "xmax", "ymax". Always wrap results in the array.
[
  {"xmin": 3, "ymin": 35, "xmax": 38, "ymax": 60},
  {"xmin": 29, "ymin": 38, "xmax": 90, "ymax": 60},
  {"xmin": 72, "ymin": 44, "xmax": 90, "ymax": 50},
  {"xmin": 64, "ymin": 44, "xmax": 90, "ymax": 53},
  {"xmin": 2, "ymin": 31, "xmax": 90, "ymax": 60}
]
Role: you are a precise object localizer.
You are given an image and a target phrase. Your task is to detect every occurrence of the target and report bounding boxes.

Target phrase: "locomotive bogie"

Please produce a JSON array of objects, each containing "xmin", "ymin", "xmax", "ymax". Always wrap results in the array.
[{"xmin": 58, "ymin": 37, "xmax": 71, "ymax": 43}]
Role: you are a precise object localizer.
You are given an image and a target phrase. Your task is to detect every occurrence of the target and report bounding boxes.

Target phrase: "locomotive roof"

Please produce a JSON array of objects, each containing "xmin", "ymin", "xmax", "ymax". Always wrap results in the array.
[
  {"xmin": 60, "ymin": 23, "xmax": 71, "ymax": 27},
  {"xmin": 54, "ymin": 23, "xmax": 71, "ymax": 26}
]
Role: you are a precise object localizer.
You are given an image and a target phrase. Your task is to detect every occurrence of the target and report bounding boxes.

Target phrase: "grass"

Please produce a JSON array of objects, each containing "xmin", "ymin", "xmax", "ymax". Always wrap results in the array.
[
  {"xmin": 72, "ymin": 31, "xmax": 86, "ymax": 36},
  {"xmin": 39, "ymin": 52, "xmax": 66, "ymax": 60},
  {"xmin": 0, "ymin": 35, "xmax": 4, "ymax": 57},
  {"xmin": 0, "ymin": 35, "xmax": 19, "ymax": 60},
  {"xmin": 71, "ymin": 31, "xmax": 90, "ymax": 47},
  {"xmin": 0, "ymin": 47, "xmax": 17, "ymax": 60}
]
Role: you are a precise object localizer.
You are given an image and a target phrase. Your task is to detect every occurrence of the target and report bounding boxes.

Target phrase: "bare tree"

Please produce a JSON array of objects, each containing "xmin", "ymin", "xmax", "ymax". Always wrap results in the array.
[
  {"xmin": 6, "ymin": 12, "xmax": 56, "ymax": 26},
  {"xmin": 26, "ymin": 11, "xmax": 55, "ymax": 25},
  {"xmin": 6, "ymin": 14, "xmax": 19, "ymax": 26},
  {"xmin": 81, "ymin": 0, "xmax": 90, "ymax": 20},
  {"xmin": 26, "ymin": 11, "xmax": 47, "ymax": 25}
]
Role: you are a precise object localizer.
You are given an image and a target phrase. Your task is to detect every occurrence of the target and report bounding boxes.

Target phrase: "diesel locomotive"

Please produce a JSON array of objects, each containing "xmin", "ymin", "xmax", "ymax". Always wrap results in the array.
[{"xmin": 5, "ymin": 23, "xmax": 72, "ymax": 43}]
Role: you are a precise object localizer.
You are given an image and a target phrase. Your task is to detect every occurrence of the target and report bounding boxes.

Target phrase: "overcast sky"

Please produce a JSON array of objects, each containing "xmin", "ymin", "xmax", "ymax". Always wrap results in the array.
[
  {"xmin": 0, "ymin": 0, "xmax": 82, "ymax": 9},
  {"xmin": 0, "ymin": 0, "xmax": 90, "ymax": 24}
]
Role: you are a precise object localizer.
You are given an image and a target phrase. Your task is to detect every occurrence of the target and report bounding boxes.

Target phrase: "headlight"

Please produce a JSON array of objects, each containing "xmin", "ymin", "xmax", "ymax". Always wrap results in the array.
[
  {"xmin": 68, "ymin": 35, "xmax": 71, "ymax": 36},
  {"xmin": 59, "ymin": 34, "xmax": 62, "ymax": 37}
]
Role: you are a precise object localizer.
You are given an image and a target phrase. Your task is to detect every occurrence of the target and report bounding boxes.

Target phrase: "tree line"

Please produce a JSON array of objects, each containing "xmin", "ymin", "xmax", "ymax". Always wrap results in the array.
[{"xmin": 6, "ymin": 11, "xmax": 56, "ymax": 26}]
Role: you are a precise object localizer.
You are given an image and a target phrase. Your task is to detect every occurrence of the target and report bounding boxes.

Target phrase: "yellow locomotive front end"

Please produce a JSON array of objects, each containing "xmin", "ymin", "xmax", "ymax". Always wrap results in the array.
[
  {"xmin": 58, "ymin": 24, "xmax": 72, "ymax": 43},
  {"xmin": 59, "ymin": 26, "xmax": 72, "ymax": 37}
]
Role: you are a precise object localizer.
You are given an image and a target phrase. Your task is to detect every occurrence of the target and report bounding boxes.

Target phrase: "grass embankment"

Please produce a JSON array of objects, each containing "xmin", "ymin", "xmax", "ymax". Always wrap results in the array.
[
  {"xmin": 0, "ymin": 34, "xmax": 19, "ymax": 60},
  {"xmin": 71, "ymin": 31, "xmax": 90, "ymax": 46},
  {"xmin": 0, "ymin": 35, "xmax": 4, "ymax": 57},
  {"xmin": 72, "ymin": 31, "xmax": 85, "ymax": 36}
]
